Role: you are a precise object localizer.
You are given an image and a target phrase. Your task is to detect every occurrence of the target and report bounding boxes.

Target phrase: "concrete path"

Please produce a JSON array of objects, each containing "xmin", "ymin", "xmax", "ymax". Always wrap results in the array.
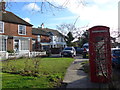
[{"xmin": 63, "ymin": 58, "xmax": 108, "ymax": 88}]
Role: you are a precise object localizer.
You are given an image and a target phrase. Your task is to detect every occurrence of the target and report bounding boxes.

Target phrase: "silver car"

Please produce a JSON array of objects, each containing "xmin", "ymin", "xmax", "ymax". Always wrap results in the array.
[{"xmin": 61, "ymin": 47, "xmax": 76, "ymax": 57}]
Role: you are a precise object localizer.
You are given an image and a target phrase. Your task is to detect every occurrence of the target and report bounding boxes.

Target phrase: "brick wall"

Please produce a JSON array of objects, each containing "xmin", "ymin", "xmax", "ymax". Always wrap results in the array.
[
  {"xmin": 0, "ymin": 22, "xmax": 32, "ymax": 37},
  {"xmin": 30, "ymin": 39, "xmax": 32, "ymax": 51},
  {"xmin": 4, "ymin": 22, "xmax": 32, "ymax": 37},
  {"xmin": 0, "ymin": 22, "xmax": 33, "ymax": 51},
  {"xmin": 40, "ymin": 35, "xmax": 50, "ymax": 43},
  {"xmin": 32, "ymin": 34, "xmax": 50, "ymax": 43}
]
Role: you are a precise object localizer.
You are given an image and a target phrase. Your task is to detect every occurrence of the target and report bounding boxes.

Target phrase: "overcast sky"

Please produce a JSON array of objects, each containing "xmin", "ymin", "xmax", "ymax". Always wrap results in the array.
[{"xmin": 4, "ymin": 0, "xmax": 119, "ymax": 36}]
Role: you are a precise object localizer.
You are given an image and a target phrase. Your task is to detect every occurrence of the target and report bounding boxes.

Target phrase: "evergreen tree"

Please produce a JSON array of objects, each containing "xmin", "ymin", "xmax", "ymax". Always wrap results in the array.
[
  {"xmin": 65, "ymin": 32, "xmax": 74, "ymax": 46},
  {"xmin": 78, "ymin": 30, "xmax": 89, "ymax": 47}
]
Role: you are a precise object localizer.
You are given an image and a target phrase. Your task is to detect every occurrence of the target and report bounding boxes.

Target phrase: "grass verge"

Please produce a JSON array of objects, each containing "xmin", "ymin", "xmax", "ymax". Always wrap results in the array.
[{"xmin": 2, "ymin": 57, "xmax": 74, "ymax": 88}]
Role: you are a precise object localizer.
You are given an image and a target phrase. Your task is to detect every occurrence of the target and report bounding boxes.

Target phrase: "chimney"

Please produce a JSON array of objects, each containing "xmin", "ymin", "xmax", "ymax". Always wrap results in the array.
[
  {"xmin": 0, "ymin": 0, "xmax": 6, "ymax": 11},
  {"xmin": 41, "ymin": 23, "xmax": 44, "ymax": 29}
]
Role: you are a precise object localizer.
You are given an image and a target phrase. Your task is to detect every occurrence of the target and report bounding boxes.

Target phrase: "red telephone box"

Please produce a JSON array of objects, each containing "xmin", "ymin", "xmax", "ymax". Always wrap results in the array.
[{"xmin": 89, "ymin": 26, "xmax": 112, "ymax": 83}]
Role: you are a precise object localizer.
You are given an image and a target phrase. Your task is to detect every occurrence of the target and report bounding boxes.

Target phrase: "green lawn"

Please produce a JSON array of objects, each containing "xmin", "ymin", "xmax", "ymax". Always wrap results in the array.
[{"xmin": 2, "ymin": 57, "xmax": 74, "ymax": 88}]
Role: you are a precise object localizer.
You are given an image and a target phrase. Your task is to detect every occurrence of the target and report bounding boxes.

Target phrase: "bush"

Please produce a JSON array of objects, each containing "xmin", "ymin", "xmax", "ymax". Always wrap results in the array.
[
  {"xmin": 7, "ymin": 50, "xmax": 14, "ymax": 53},
  {"xmin": 81, "ymin": 61, "xmax": 89, "ymax": 73},
  {"xmin": 2, "ymin": 58, "xmax": 41, "ymax": 77},
  {"xmin": 46, "ymin": 50, "xmax": 51, "ymax": 57},
  {"xmin": 47, "ymin": 74, "xmax": 62, "ymax": 82},
  {"xmin": 21, "ymin": 58, "xmax": 41, "ymax": 76}
]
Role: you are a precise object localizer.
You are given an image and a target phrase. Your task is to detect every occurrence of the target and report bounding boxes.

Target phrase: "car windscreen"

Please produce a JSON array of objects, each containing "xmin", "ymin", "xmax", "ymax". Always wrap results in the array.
[
  {"xmin": 83, "ymin": 46, "xmax": 89, "ymax": 49},
  {"xmin": 113, "ymin": 50, "xmax": 120, "ymax": 55},
  {"xmin": 64, "ymin": 48, "xmax": 72, "ymax": 50}
]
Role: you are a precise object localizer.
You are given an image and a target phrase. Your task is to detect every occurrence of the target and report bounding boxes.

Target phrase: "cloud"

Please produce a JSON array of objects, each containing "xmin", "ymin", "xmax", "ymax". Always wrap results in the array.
[
  {"xmin": 53, "ymin": 16, "xmax": 77, "ymax": 21},
  {"xmin": 92, "ymin": 0, "xmax": 118, "ymax": 4},
  {"xmin": 23, "ymin": 3, "xmax": 40, "ymax": 12},
  {"xmin": 23, "ymin": 17, "xmax": 31, "ymax": 23},
  {"xmin": 92, "ymin": 0, "xmax": 110, "ymax": 4},
  {"xmin": 53, "ymin": 0, "xmax": 118, "ymax": 31}
]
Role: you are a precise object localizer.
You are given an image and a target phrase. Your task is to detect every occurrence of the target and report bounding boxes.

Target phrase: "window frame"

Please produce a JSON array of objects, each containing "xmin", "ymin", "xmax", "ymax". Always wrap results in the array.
[
  {"xmin": 0, "ymin": 21, "xmax": 4, "ymax": 33},
  {"xmin": 18, "ymin": 25, "xmax": 26, "ymax": 35},
  {"xmin": 20, "ymin": 39, "xmax": 29, "ymax": 51},
  {"xmin": 0, "ymin": 38, "xmax": 7, "ymax": 52}
]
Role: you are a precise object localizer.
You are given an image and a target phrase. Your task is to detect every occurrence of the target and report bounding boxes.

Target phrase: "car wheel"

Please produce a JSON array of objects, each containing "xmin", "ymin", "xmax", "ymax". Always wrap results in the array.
[
  {"xmin": 74, "ymin": 55, "xmax": 76, "ymax": 57},
  {"xmin": 71, "ymin": 54, "xmax": 75, "ymax": 58},
  {"xmin": 83, "ymin": 53, "xmax": 87, "ymax": 58},
  {"xmin": 83, "ymin": 55, "xmax": 86, "ymax": 58},
  {"xmin": 112, "ymin": 63, "xmax": 115, "ymax": 68}
]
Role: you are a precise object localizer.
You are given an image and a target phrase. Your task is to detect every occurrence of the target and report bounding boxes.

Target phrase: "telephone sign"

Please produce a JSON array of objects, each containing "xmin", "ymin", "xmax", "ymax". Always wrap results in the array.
[{"xmin": 89, "ymin": 26, "xmax": 112, "ymax": 83}]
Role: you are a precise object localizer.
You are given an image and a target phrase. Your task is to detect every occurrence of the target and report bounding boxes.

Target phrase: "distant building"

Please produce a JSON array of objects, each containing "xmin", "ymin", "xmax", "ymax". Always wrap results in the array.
[
  {"xmin": 42, "ymin": 28, "xmax": 67, "ymax": 49},
  {"xmin": 32, "ymin": 26, "xmax": 67, "ymax": 54},
  {"xmin": 32, "ymin": 28, "xmax": 51, "ymax": 51}
]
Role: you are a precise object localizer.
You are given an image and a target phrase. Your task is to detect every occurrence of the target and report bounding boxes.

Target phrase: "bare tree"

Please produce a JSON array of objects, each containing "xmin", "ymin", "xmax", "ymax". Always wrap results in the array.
[
  {"xmin": 111, "ymin": 30, "xmax": 120, "ymax": 38},
  {"xmin": 1, "ymin": 0, "xmax": 86, "ymax": 15},
  {"xmin": 56, "ymin": 23, "xmax": 77, "ymax": 35}
]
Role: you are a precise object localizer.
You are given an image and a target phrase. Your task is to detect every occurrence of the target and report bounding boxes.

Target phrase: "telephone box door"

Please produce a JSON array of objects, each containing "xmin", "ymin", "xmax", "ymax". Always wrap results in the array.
[{"xmin": 89, "ymin": 26, "xmax": 112, "ymax": 83}]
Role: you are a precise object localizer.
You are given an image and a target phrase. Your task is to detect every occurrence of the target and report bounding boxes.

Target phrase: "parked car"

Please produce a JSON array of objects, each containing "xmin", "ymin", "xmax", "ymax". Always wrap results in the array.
[
  {"xmin": 82, "ymin": 43, "xmax": 89, "ymax": 58},
  {"xmin": 116, "ymin": 46, "xmax": 120, "ymax": 48},
  {"xmin": 61, "ymin": 47, "xmax": 76, "ymax": 57},
  {"xmin": 111, "ymin": 48, "xmax": 120, "ymax": 68},
  {"xmin": 74, "ymin": 47, "xmax": 84, "ymax": 54}
]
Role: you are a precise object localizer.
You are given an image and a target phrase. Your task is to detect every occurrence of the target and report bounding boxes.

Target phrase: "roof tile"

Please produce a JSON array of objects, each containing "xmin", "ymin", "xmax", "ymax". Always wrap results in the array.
[{"xmin": 0, "ymin": 11, "xmax": 33, "ymax": 26}]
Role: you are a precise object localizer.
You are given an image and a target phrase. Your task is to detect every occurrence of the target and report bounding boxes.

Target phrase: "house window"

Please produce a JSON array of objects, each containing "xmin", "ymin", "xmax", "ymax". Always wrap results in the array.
[
  {"xmin": 0, "ymin": 38, "xmax": 6, "ymax": 51},
  {"xmin": 21, "ymin": 40, "xmax": 29, "ymax": 50},
  {"xmin": 61, "ymin": 38, "xmax": 64, "ymax": 42},
  {"xmin": 18, "ymin": 25, "xmax": 26, "ymax": 35},
  {"xmin": 0, "ymin": 21, "xmax": 4, "ymax": 33},
  {"xmin": 37, "ymin": 35, "xmax": 40, "ymax": 42},
  {"xmin": 50, "ymin": 45, "xmax": 51, "ymax": 48}
]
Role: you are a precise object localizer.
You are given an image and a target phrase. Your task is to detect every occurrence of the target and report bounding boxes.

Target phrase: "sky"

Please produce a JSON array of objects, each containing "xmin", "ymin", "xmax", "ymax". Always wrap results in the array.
[{"xmin": 3, "ymin": 0, "xmax": 119, "ymax": 37}]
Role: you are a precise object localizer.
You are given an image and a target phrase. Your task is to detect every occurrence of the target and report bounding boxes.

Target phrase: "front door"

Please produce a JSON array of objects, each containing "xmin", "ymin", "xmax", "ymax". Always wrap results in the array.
[{"xmin": 14, "ymin": 40, "xmax": 19, "ymax": 52}]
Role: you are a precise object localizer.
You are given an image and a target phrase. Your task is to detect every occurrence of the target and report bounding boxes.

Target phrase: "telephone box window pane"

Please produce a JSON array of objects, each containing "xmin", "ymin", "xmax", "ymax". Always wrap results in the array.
[{"xmin": 94, "ymin": 36, "xmax": 108, "ymax": 76}]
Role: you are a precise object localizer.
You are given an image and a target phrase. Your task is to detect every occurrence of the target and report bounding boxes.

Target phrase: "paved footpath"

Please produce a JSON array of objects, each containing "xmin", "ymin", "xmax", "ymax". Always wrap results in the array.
[{"xmin": 63, "ymin": 57, "xmax": 108, "ymax": 88}]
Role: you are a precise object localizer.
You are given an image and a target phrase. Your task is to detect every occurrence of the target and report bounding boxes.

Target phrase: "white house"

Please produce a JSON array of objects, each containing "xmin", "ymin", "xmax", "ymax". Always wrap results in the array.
[{"xmin": 43, "ymin": 28, "xmax": 67, "ymax": 49}]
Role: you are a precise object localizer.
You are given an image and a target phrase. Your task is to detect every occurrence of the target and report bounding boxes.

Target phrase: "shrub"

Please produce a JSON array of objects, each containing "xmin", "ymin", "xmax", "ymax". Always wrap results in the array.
[
  {"xmin": 47, "ymin": 74, "xmax": 62, "ymax": 82},
  {"xmin": 81, "ymin": 61, "xmax": 89, "ymax": 73},
  {"xmin": 7, "ymin": 50, "xmax": 14, "ymax": 53},
  {"xmin": 21, "ymin": 58, "xmax": 41, "ymax": 77}
]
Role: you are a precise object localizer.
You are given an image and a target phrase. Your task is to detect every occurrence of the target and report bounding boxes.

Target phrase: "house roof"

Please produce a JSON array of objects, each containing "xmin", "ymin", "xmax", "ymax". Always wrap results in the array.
[
  {"xmin": 0, "ymin": 11, "xmax": 33, "ymax": 26},
  {"xmin": 32, "ymin": 27, "xmax": 64, "ymax": 37},
  {"xmin": 43, "ymin": 28, "xmax": 64, "ymax": 37},
  {"xmin": 32, "ymin": 28, "xmax": 49, "ymax": 36}
]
